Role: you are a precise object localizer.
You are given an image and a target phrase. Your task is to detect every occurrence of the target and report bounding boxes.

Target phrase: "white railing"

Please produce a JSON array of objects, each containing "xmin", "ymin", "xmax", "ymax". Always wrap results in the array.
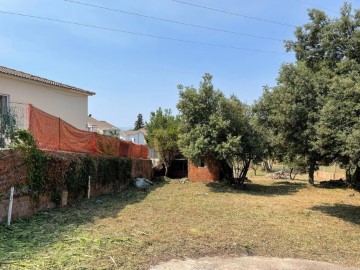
[{"xmin": 0, "ymin": 102, "xmax": 29, "ymax": 148}]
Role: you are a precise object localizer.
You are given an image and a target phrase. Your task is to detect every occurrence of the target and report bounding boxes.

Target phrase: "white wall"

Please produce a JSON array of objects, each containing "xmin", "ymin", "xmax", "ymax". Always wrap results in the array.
[
  {"xmin": 0, "ymin": 74, "xmax": 90, "ymax": 130},
  {"xmin": 125, "ymin": 132, "xmax": 145, "ymax": 145}
]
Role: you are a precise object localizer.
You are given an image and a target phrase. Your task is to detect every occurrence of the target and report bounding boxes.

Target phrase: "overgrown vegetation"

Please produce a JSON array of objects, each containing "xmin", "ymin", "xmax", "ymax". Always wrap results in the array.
[{"xmin": 10, "ymin": 130, "xmax": 132, "ymax": 205}]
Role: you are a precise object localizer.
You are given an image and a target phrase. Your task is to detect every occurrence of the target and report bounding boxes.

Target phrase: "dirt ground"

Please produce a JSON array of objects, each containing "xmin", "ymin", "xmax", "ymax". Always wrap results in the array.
[{"xmin": 151, "ymin": 256, "xmax": 360, "ymax": 270}]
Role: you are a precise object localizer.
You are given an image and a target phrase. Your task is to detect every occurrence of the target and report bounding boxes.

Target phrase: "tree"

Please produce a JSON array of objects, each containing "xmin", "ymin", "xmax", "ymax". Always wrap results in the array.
[
  {"xmin": 146, "ymin": 108, "xmax": 180, "ymax": 177},
  {"xmin": 287, "ymin": 3, "xmax": 360, "ymax": 185},
  {"xmin": 177, "ymin": 74, "xmax": 264, "ymax": 187},
  {"xmin": 133, "ymin": 113, "xmax": 144, "ymax": 130},
  {"xmin": 315, "ymin": 61, "xmax": 360, "ymax": 186},
  {"xmin": 253, "ymin": 63, "xmax": 321, "ymax": 185},
  {"xmin": 254, "ymin": 3, "xmax": 360, "ymax": 185}
]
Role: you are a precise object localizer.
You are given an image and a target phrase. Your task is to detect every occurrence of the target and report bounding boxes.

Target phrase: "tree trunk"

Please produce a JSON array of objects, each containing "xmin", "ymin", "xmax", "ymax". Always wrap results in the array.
[
  {"xmin": 220, "ymin": 161, "xmax": 234, "ymax": 184},
  {"xmin": 237, "ymin": 160, "xmax": 251, "ymax": 187},
  {"xmin": 289, "ymin": 168, "xmax": 294, "ymax": 180},
  {"xmin": 346, "ymin": 168, "xmax": 352, "ymax": 182},
  {"xmin": 262, "ymin": 161, "xmax": 270, "ymax": 172},
  {"xmin": 351, "ymin": 166, "xmax": 360, "ymax": 189},
  {"xmin": 308, "ymin": 161, "xmax": 315, "ymax": 185},
  {"xmin": 164, "ymin": 165, "xmax": 169, "ymax": 177}
]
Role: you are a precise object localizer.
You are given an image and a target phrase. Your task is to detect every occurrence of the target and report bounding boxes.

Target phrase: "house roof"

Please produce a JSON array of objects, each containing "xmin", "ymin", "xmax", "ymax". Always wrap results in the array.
[
  {"xmin": 0, "ymin": 66, "xmax": 95, "ymax": 96},
  {"xmin": 123, "ymin": 128, "xmax": 147, "ymax": 136},
  {"xmin": 88, "ymin": 116, "xmax": 120, "ymax": 131}
]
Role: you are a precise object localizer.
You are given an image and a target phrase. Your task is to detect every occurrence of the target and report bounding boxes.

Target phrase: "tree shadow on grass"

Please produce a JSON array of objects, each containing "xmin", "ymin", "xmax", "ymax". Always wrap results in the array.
[
  {"xmin": 0, "ymin": 180, "xmax": 167, "ymax": 267},
  {"xmin": 206, "ymin": 181, "xmax": 307, "ymax": 196},
  {"xmin": 311, "ymin": 204, "xmax": 360, "ymax": 225},
  {"xmin": 314, "ymin": 179, "xmax": 351, "ymax": 190}
]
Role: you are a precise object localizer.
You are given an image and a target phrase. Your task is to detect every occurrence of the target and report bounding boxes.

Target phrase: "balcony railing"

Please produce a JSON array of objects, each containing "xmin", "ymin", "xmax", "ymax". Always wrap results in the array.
[{"xmin": 0, "ymin": 102, "xmax": 29, "ymax": 148}]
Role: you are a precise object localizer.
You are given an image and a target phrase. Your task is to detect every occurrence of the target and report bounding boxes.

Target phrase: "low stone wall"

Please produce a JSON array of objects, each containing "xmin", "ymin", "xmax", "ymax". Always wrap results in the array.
[
  {"xmin": 0, "ymin": 152, "xmax": 153, "ymax": 223},
  {"xmin": 0, "ymin": 194, "xmax": 55, "ymax": 222},
  {"xmin": 188, "ymin": 158, "xmax": 220, "ymax": 182}
]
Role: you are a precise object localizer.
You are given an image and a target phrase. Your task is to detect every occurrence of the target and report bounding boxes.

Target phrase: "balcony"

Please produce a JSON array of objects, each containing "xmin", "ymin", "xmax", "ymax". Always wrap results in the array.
[{"xmin": 0, "ymin": 102, "xmax": 29, "ymax": 148}]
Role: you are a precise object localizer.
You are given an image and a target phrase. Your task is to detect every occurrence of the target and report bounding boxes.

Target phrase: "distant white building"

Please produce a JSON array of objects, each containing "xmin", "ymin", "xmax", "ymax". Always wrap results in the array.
[
  {"xmin": 123, "ymin": 128, "xmax": 146, "ymax": 144},
  {"xmin": 123, "ymin": 128, "xmax": 159, "ymax": 159},
  {"xmin": 87, "ymin": 116, "xmax": 125, "ymax": 138}
]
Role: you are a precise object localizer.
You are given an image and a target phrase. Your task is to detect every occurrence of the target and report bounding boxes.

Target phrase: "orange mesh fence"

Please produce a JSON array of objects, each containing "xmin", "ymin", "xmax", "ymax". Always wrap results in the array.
[
  {"xmin": 28, "ymin": 105, "xmax": 149, "ymax": 158},
  {"xmin": 128, "ymin": 143, "xmax": 139, "ymax": 159},
  {"xmin": 94, "ymin": 133, "xmax": 119, "ymax": 156},
  {"xmin": 29, "ymin": 105, "xmax": 60, "ymax": 150},
  {"xmin": 59, "ymin": 119, "xmax": 95, "ymax": 154},
  {"xmin": 119, "ymin": 140, "xmax": 130, "ymax": 157},
  {"xmin": 140, "ymin": 145, "xmax": 149, "ymax": 159}
]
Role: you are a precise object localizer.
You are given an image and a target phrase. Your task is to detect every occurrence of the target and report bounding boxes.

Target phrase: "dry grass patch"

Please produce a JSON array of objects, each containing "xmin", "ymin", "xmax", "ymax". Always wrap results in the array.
[{"xmin": 1, "ymin": 176, "xmax": 359, "ymax": 269}]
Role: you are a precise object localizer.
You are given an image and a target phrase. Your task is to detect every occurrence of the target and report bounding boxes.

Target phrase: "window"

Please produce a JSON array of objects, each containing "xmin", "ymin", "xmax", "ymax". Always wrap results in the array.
[
  {"xmin": 0, "ymin": 95, "xmax": 9, "ymax": 113},
  {"xmin": 198, "ymin": 157, "xmax": 206, "ymax": 167}
]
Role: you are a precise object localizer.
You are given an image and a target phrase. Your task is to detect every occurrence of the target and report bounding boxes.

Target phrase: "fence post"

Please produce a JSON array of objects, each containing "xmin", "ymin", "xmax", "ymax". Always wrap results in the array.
[
  {"xmin": 58, "ymin": 117, "xmax": 61, "ymax": 150},
  {"xmin": 88, "ymin": 176, "xmax": 91, "ymax": 199},
  {"xmin": 7, "ymin": 187, "xmax": 14, "ymax": 226},
  {"xmin": 27, "ymin": 104, "xmax": 31, "ymax": 131}
]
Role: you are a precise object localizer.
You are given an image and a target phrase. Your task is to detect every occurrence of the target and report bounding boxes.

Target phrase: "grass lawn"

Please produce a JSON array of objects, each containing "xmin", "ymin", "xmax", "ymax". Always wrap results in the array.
[{"xmin": 1, "ymin": 175, "xmax": 360, "ymax": 269}]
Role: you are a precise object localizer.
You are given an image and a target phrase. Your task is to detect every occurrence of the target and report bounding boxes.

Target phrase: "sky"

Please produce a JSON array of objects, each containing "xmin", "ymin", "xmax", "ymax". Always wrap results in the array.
[{"xmin": 0, "ymin": 0, "xmax": 358, "ymax": 129}]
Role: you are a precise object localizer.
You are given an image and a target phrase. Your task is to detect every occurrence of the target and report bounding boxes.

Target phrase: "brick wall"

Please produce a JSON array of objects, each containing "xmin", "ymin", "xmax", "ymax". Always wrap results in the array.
[
  {"xmin": 0, "ymin": 150, "xmax": 27, "ymax": 196},
  {"xmin": 0, "ymin": 152, "xmax": 153, "ymax": 223},
  {"xmin": 188, "ymin": 158, "xmax": 220, "ymax": 182}
]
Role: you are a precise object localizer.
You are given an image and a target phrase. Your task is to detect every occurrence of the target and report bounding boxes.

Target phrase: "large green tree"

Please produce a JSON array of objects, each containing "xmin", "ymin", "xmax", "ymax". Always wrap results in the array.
[
  {"xmin": 288, "ymin": 3, "xmax": 360, "ymax": 185},
  {"xmin": 253, "ymin": 63, "xmax": 322, "ymax": 184},
  {"xmin": 146, "ymin": 108, "xmax": 180, "ymax": 176},
  {"xmin": 254, "ymin": 3, "xmax": 360, "ymax": 185},
  {"xmin": 177, "ymin": 74, "xmax": 264, "ymax": 186},
  {"xmin": 316, "ymin": 61, "xmax": 360, "ymax": 185}
]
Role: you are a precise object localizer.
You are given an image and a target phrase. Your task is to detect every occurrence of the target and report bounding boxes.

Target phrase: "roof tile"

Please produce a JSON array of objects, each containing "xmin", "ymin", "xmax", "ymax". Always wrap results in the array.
[{"xmin": 0, "ymin": 66, "xmax": 95, "ymax": 96}]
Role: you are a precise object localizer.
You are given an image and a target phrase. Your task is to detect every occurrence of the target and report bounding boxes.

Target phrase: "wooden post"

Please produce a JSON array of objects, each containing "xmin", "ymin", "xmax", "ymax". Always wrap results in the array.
[
  {"xmin": 58, "ymin": 117, "xmax": 61, "ymax": 150},
  {"xmin": 88, "ymin": 176, "xmax": 91, "ymax": 199},
  {"xmin": 7, "ymin": 187, "xmax": 14, "ymax": 226}
]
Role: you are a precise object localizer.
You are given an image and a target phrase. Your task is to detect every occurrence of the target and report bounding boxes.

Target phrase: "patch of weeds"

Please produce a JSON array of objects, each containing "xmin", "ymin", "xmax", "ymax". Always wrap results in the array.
[{"xmin": 239, "ymin": 241, "xmax": 256, "ymax": 256}]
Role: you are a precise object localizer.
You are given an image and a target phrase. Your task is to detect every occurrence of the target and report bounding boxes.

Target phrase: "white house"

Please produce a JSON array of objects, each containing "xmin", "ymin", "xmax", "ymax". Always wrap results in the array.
[
  {"xmin": 0, "ymin": 66, "xmax": 95, "ymax": 130},
  {"xmin": 123, "ymin": 128, "xmax": 147, "ymax": 145},
  {"xmin": 87, "ymin": 116, "xmax": 125, "ymax": 138},
  {"xmin": 123, "ymin": 128, "xmax": 159, "ymax": 160}
]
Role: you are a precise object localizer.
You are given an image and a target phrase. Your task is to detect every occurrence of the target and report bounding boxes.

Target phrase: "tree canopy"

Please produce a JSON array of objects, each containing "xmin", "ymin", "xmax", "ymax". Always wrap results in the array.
[
  {"xmin": 145, "ymin": 108, "xmax": 180, "ymax": 176},
  {"xmin": 254, "ymin": 3, "xmax": 360, "ymax": 185},
  {"xmin": 177, "ymin": 74, "xmax": 264, "ymax": 186}
]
